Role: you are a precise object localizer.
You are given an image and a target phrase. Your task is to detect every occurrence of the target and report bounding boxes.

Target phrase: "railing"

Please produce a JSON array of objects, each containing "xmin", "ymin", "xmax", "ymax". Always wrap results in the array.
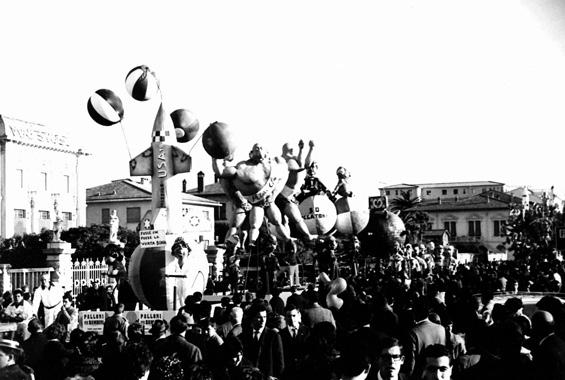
[
  {"xmin": 71, "ymin": 259, "xmax": 108, "ymax": 295},
  {"xmin": 9, "ymin": 267, "xmax": 54, "ymax": 291}
]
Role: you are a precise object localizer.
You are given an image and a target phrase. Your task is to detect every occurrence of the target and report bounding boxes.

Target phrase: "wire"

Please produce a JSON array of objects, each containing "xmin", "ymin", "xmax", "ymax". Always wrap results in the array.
[{"xmin": 118, "ymin": 121, "xmax": 132, "ymax": 160}]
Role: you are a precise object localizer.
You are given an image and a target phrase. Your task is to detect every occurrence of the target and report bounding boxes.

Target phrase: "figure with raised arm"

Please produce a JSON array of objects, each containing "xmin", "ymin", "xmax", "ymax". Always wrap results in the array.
[
  {"xmin": 275, "ymin": 139, "xmax": 316, "ymax": 242},
  {"xmin": 214, "ymin": 143, "xmax": 291, "ymax": 252}
]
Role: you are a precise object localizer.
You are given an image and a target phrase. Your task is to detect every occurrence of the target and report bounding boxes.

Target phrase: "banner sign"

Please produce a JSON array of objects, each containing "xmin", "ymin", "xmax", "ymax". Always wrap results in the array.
[
  {"xmin": 139, "ymin": 230, "xmax": 167, "ymax": 248},
  {"xmin": 79, "ymin": 311, "xmax": 109, "ymax": 334},
  {"xmin": 136, "ymin": 310, "xmax": 164, "ymax": 334}
]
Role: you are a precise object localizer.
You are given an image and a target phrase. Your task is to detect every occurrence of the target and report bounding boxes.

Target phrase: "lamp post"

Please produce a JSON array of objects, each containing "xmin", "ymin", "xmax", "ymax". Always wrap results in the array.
[{"xmin": 28, "ymin": 190, "xmax": 36, "ymax": 233}]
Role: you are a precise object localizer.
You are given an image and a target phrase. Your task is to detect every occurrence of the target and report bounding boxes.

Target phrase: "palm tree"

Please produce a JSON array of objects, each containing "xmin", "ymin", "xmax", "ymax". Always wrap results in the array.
[{"xmin": 390, "ymin": 190, "xmax": 429, "ymax": 244}]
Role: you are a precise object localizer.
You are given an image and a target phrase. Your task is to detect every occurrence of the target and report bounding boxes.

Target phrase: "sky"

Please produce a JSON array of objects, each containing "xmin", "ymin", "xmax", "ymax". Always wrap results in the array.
[{"xmin": 1, "ymin": 0, "xmax": 565, "ymax": 200}]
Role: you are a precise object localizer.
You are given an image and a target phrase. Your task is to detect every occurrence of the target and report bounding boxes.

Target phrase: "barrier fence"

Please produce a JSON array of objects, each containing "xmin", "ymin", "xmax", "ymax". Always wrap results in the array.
[{"xmin": 71, "ymin": 259, "xmax": 108, "ymax": 295}]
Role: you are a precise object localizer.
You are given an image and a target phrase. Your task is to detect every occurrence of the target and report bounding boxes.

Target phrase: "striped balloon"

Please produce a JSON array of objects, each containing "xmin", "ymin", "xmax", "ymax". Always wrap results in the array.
[
  {"xmin": 335, "ymin": 196, "xmax": 370, "ymax": 235},
  {"xmin": 171, "ymin": 109, "xmax": 200, "ymax": 143},
  {"xmin": 125, "ymin": 65, "xmax": 159, "ymax": 101},
  {"xmin": 87, "ymin": 89, "xmax": 124, "ymax": 126},
  {"xmin": 298, "ymin": 195, "xmax": 337, "ymax": 235}
]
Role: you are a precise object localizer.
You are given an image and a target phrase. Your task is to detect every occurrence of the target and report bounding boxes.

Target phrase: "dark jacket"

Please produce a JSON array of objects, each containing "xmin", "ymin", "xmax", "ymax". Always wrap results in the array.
[
  {"xmin": 240, "ymin": 327, "xmax": 284, "ymax": 378},
  {"xmin": 279, "ymin": 324, "xmax": 309, "ymax": 370},
  {"xmin": 532, "ymin": 333, "xmax": 565, "ymax": 380}
]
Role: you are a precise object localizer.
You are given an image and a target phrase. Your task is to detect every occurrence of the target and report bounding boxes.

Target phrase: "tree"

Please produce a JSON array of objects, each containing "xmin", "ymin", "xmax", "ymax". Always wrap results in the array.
[
  {"xmin": 390, "ymin": 190, "xmax": 429, "ymax": 244},
  {"xmin": 504, "ymin": 197, "xmax": 564, "ymax": 262},
  {"xmin": 0, "ymin": 230, "xmax": 52, "ymax": 268}
]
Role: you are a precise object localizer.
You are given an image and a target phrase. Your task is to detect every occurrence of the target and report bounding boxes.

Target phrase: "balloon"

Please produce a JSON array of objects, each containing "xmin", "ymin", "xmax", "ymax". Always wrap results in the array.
[
  {"xmin": 335, "ymin": 196, "xmax": 370, "ymax": 235},
  {"xmin": 171, "ymin": 109, "xmax": 199, "ymax": 143},
  {"xmin": 326, "ymin": 277, "xmax": 347, "ymax": 309},
  {"xmin": 87, "ymin": 89, "xmax": 124, "ymax": 126},
  {"xmin": 317, "ymin": 272, "xmax": 331, "ymax": 285},
  {"xmin": 298, "ymin": 195, "xmax": 338, "ymax": 235},
  {"xmin": 202, "ymin": 121, "xmax": 237, "ymax": 159},
  {"xmin": 125, "ymin": 65, "xmax": 159, "ymax": 101}
]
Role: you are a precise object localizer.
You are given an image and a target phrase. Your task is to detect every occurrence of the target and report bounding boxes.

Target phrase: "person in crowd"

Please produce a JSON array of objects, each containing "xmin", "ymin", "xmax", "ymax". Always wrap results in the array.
[
  {"xmin": 122, "ymin": 342, "xmax": 153, "ymax": 380},
  {"xmin": 279, "ymin": 305, "xmax": 309, "ymax": 374},
  {"xmin": 530, "ymin": 310, "xmax": 565, "ymax": 380},
  {"xmin": 55, "ymin": 292, "xmax": 79, "ymax": 342},
  {"xmin": 240, "ymin": 303, "xmax": 284, "ymax": 378},
  {"xmin": 1, "ymin": 289, "xmax": 33, "ymax": 342},
  {"xmin": 302, "ymin": 290, "xmax": 336, "ymax": 328},
  {"xmin": 217, "ymin": 306, "xmax": 243, "ymax": 340},
  {"xmin": 372, "ymin": 336, "xmax": 407, "ymax": 380},
  {"xmin": 260, "ymin": 236, "xmax": 280, "ymax": 295},
  {"xmin": 127, "ymin": 322, "xmax": 146, "ymax": 344},
  {"xmin": 0, "ymin": 339, "xmax": 33, "ymax": 380},
  {"xmin": 213, "ymin": 296, "xmax": 232, "ymax": 326},
  {"xmin": 103, "ymin": 303, "xmax": 128, "ymax": 340},
  {"xmin": 405, "ymin": 298, "xmax": 447, "ymax": 378},
  {"xmin": 151, "ymin": 315, "xmax": 202, "ymax": 375},
  {"xmin": 21, "ymin": 318, "xmax": 47, "ymax": 372},
  {"xmin": 421, "ymin": 344, "xmax": 453, "ymax": 380},
  {"xmin": 32, "ymin": 273, "xmax": 64, "ymax": 328},
  {"xmin": 86, "ymin": 279, "xmax": 108, "ymax": 311},
  {"xmin": 37, "ymin": 322, "xmax": 72, "ymax": 380}
]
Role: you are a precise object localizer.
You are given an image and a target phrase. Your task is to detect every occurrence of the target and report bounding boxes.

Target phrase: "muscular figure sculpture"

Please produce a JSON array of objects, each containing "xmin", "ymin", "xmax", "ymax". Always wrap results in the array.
[
  {"xmin": 215, "ymin": 143, "xmax": 291, "ymax": 248},
  {"xmin": 275, "ymin": 140, "xmax": 315, "ymax": 241}
]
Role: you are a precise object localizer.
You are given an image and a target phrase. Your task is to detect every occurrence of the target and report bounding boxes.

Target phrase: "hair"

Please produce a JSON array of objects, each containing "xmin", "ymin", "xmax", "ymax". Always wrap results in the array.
[
  {"xmin": 170, "ymin": 315, "xmax": 189, "ymax": 335},
  {"xmin": 45, "ymin": 322, "xmax": 67, "ymax": 341},
  {"xmin": 79, "ymin": 331, "xmax": 103, "ymax": 357},
  {"xmin": 380, "ymin": 336, "xmax": 402, "ymax": 352},
  {"xmin": 128, "ymin": 322, "xmax": 145, "ymax": 342},
  {"xmin": 249, "ymin": 303, "xmax": 268, "ymax": 318},
  {"xmin": 69, "ymin": 328, "xmax": 85, "ymax": 348},
  {"xmin": 339, "ymin": 351, "xmax": 371, "ymax": 378},
  {"xmin": 113, "ymin": 303, "xmax": 125, "ymax": 314},
  {"xmin": 193, "ymin": 292, "xmax": 203, "ymax": 302},
  {"xmin": 186, "ymin": 363, "xmax": 214, "ymax": 380},
  {"xmin": 504, "ymin": 297, "xmax": 523, "ymax": 314},
  {"xmin": 12, "ymin": 289, "xmax": 22, "ymax": 297},
  {"xmin": 63, "ymin": 293, "xmax": 73, "ymax": 302},
  {"xmin": 150, "ymin": 319, "xmax": 169, "ymax": 336},
  {"xmin": 27, "ymin": 318, "xmax": 44, "ymax": 334},
  {"xmin": 230, "ymin": 307, "xmax": 244, "ymax": 323},
  {"xmin": 222, "ymin": 336, "xmax": 243, "ymax": 359},
  {"xmin": 423, "ymin": 344, "xmax": 451, "ymax": 364},
  {"xmin": 172, "ymin": 237, "xmax": 190, "ymax": 257},
  {"xmin": 123, "ymin": 342, "xmax": 153, "ymax": 380}
]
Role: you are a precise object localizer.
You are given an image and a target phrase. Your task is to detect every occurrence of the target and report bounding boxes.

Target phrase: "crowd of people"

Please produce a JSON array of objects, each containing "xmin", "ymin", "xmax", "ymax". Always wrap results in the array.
[{"xmin": 0, "ymin": 234, "xmax": 564, "ymax": 379}]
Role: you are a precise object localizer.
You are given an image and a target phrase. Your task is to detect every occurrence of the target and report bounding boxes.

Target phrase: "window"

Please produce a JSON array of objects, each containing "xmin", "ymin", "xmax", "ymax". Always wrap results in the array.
[
  {"xmin": 64, "ymin": 175, "xmax": 70, "ymax": 193},
  {"xmin": 127, "ymin": 207, "xmax": 141, "ymax": 223},
  {"xmin": 16, "ymin": 169, "xmax": 24, "ymax": 188},
  {"xmin": 62, "ymin": 212, "xmax": 72, "ymax": 221},
  {"xmin": 493, "ymin": 220, "xmax": 506, "ymax": 237},
  {"xmin": 468, "ymin": 221, "xmax": 481, "ymax": 237},
  {"xmin": 444, "ymin": 221, "xmax": 457, "ymax": 237},
  {"xmin": 442, "ymin": 189, "xmax": 447, "ymax": 195},
  {"xmin": 215, "ymin": 204, "xmax": 227, "ymax": 220},
  {"xmin": 202, "ymin": 210, "xmax": 210, "ymax": 220},
  {"xmin": 14, "ymin": 209, "xmax": 26, "ymax": 219},
  {"xmin": 453, "ymin": 189, "xmax": 458, "ymax": 195},
  {"xmin": 39, "ymin": 210, "xmax": 50, "ymax": 220},
  {"xmin": 463, "ymin": 189, "xmax": 466, "ymax": 194},
  {"xmin": 426, "ymin": 190, "xmax": 431, "ymax": 195},
  {"xmin": 40, "ymin": 172, "xmax": 48, "ymax": 191},
  {"xmin": 385, "ymin": 190, "xmax": 390, "ymax": 195},
  {"xmin": 395, "ymin": 190, "xmax": 399, "ymax": 196},
  {"xmin": 101, "ymin": 208, "xmax": 110, "ymax": 224}
]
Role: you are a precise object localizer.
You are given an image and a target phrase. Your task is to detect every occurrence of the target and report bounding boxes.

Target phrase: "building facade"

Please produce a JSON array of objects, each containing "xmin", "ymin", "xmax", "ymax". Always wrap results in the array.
[
  {"xmin": 86, "ymin": 178, "xmax": 221, "ymax": 247},
  {"xmin": 0, "ymin": 115, "xmax": 88, "ymax": 238},
  {"xmin": 380, "ymin": 181, "xmax": 505, "ymax": 202},
  {"xmin": 410, "ymin": 190, "xmax": 521, "ymax": 254}
]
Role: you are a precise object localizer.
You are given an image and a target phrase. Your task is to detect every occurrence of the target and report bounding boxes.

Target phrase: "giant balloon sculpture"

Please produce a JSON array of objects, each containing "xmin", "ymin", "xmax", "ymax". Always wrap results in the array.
[
  {"xmin": 332, "ymin": 167, "xmax": 370, "ymax": 235},
  {"xmin": 87, "ymin": 66, "xmax": 209, "ymax": 310}
]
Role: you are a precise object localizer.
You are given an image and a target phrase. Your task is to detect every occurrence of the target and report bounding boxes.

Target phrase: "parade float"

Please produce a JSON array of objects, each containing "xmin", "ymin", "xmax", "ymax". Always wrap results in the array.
[{"xmin": 88, "ymin": 66, "xmax": 209, "ymax": 310}]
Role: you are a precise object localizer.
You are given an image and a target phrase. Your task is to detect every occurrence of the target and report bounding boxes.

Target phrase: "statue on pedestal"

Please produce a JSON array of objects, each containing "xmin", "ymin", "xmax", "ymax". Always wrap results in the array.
[
  {"xmin": 109, "ymin": 210, "xmax": 120, "ymax": 244},
  {"xmin": 52, "ymin": 199, "xmax": 63, "ymax": 242}
]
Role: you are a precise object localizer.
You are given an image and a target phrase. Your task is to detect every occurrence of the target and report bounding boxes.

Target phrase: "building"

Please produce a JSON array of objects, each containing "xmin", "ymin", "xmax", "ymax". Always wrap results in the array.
[
  {"xmin": 506, "ymin": 186, "xmax": 564, "ymax": 212},
  {"xmin": 380, "ymin": 181, "xmax": 505, "ymax": 202},
  {"xmin": 409, "ymin": 190, "xmax": 521, "ymax": 254},
  {"xmin": 86, "ymin": 178, "xmax": 221, "ymax": 247},
  {"xmin": 0, "ymin": 115, "xmax": 88, "ymax": 238}
]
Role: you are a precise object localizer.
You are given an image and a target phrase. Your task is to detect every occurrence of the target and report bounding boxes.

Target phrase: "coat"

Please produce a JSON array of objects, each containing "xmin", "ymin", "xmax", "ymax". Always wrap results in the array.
[{"xmin": 240, "ymin": 327, "xmax": 284, "ymax": 378}]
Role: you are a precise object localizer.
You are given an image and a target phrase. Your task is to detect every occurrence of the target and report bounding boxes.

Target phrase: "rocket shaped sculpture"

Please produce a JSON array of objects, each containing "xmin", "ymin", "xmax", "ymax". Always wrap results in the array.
[
  {"xmin": 127, "ymin": 103, "xmax": 209, "ymax": 310},
  {"xmin": 129, "ymin": 103, "xmax": 191, "ymax": 233}
]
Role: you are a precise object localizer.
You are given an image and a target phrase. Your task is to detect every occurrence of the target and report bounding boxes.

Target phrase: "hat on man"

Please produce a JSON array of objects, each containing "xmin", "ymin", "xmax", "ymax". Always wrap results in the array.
[{"xmin": 0, "ymin": 339, "xmax": 22, "ymax": 353}]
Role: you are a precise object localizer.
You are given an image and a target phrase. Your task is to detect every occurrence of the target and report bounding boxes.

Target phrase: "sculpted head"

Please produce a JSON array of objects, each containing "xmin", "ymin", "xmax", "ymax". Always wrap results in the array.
[{"xmin": 249, "ymin": 143, "xmax": 268, "ymax": 161}]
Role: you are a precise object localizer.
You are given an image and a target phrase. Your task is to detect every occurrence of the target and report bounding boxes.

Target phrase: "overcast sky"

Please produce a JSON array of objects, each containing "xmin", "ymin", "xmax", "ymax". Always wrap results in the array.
[{"xmin": 1, "ymin": 0, "xmax": 565, "ymax": 200}]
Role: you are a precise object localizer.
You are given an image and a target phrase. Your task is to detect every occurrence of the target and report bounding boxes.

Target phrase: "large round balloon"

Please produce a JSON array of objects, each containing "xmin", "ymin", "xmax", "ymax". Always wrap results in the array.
[
  {"xmin": 359, "ymin": 210, "xmax": 406, "ymax": 258},
  {"xmin": 171, "ymin": 109, "xmax": 199, "ymax": 143},
  {"xmin": 87, "ymin": 89, "xmax": 124, "ymax": 126},
  {"xmin": 298, "ymin": 195, "xmax": 338, "ymax": 235},
  {"xmin": 125, "ymin": 65, "xmax": 159, "ymax": 101},
  {"xmin": 335, "ymin": 196, "xmax": 370, "ymax": 235},
  {"xmin": 202, "ymin": 121, "xmax": 237, "ymax": 159},
  {"xmin": 128, "ymin": 235, "xmax": 209, "ymax": 310}
]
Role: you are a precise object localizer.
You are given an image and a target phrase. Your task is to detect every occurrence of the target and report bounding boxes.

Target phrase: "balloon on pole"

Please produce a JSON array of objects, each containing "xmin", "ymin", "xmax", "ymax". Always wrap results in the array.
[
  {"xmin": 87, "ymin": 89, "xmax": 124, "ymax": 126},
  {"xmin": 125, "ymin": 65, "xmax": 160, "ymax": 101}
]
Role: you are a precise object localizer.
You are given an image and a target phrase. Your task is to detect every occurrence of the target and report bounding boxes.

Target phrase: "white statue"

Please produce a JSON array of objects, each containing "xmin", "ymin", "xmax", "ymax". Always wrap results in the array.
[{"xmin": 109, "ymin": 210, "xmax": 119, "ymax": 243}]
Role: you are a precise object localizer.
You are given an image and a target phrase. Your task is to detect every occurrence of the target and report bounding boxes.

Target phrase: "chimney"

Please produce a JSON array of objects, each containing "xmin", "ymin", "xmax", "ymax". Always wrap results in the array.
[
  {"xmin": 197, "ymin": 171, "xmax": 205, "ymax": 193},
  {"xmin": 182, "ymin": 179, "xmax": 187, "ymax": 193}
]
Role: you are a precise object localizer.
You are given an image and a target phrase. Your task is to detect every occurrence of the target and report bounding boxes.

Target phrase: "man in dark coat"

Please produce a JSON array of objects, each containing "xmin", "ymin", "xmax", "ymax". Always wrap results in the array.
[
  {"xmin": 531, "ymin": 310, "xmax": 565, "ymax": 380},
  {"xmin": 21, "ymin": 319, "xmax": 47, "ymax": 374},
  {"xmin": 240, "ymin": 303, "xmax": 284, "ymax": 378},
  {"xmin": 279, "ymin": 305, "xmax": 309, "ymax": 374},
  {"xmin": 152, "ymin": 315, "xmax": 202, "ymax": 374}
]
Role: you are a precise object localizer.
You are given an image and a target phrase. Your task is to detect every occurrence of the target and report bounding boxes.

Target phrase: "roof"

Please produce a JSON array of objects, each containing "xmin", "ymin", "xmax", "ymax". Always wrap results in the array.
[
  {"xmin": 186, "ymin": 181, "xmax": 226, "ymax": 195},
  {"xmin": 87, "ymin": 178, "xmax": 220, "ymax": 207},
  {"xmin": 381, "ymin": 181, "xmax": 504, "ymax": 190},
  {"xmin": 409, "ymin": 191, "xmax": 520, "ymax": 212}
]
